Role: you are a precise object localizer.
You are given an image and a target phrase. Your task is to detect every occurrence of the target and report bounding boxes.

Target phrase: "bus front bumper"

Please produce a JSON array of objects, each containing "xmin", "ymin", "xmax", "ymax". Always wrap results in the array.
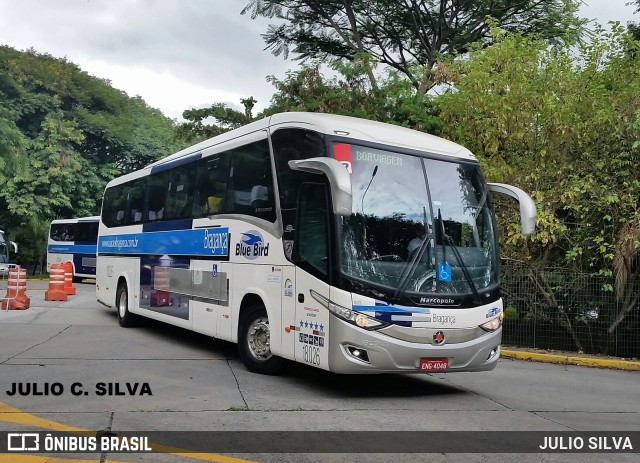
[{"xmin": 328, "ymin": 317, "xmax": 502, "ymax": 374}]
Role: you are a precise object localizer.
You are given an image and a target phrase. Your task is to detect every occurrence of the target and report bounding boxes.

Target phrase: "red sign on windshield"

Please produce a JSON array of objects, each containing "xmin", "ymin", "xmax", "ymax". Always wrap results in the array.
[{"xmin": 333, "ymin": 143, "xmax": 353, "ymax": 175}]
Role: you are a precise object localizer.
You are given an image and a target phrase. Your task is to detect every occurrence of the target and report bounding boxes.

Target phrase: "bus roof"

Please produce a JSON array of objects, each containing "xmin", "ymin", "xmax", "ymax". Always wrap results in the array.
[
  {"xmin": 148, "ymin": 112, "xmax": 475, "ymax": 170},
  {"xmin": 269, "ymin": 112, "xmax": 475, "ymax": 160}
]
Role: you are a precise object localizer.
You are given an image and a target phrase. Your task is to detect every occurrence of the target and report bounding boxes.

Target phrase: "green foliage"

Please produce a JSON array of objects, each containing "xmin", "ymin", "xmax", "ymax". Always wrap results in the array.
[
  {"xmin": 0, "ymin": 46, "xmax": 181, "ymax": 269},
  {"xmin": 503, "ymin": 306, "xmax": 518, "ymax": 321},
  {"xmin": 263, "ymin": 60, "xmax": 442, "ymax": 133},
  {"xmin": 436, "ymin": 25, "xmax": 640, "ymax": 333},
  {"xmin": 175, "ymin": 97, "xmax": 258, "ymax": 144},
  {"xmin": 242, "ymin": 0, "xmax": 586, "ymax": 91}
]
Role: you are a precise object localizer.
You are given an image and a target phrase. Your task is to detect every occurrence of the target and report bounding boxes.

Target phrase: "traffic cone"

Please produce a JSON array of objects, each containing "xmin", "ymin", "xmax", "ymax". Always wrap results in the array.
[
  {"xmin": 45, "ymin": 264, "xmax": 68, "ymax": 302},
  {"xmin": 1, "ymin": 266, "xmax": 30, "ymax": 310},
  {"xmin": 62, "ymin": 261, "xmax": 76, "ymax": 296}
]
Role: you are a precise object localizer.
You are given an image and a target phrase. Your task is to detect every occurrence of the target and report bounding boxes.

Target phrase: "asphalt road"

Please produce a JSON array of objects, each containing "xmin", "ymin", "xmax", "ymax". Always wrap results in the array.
[{"xmin": 0, "ymin": 281, "xmax": 638, "ymax": 463}]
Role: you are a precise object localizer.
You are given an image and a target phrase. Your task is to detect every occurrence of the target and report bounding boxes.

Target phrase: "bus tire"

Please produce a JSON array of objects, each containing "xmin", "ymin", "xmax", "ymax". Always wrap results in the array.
[
  {"xmin": 116, "ymin": 282, "xmax": 137, "ymax": 328},
  {"xmin": 72, "ymin": 276, "xmax": 83, "ymax": 284},
  {"xmin": 238, "ymin": 303, "xmax": 284, "ymax": 375}
]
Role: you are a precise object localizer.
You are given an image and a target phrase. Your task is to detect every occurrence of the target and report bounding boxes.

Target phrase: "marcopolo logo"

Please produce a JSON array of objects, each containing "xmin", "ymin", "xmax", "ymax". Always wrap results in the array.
[
  {"xmin": 419, "ymin": 297, "xmax": 456, "ymax": 305},
  {"xmin": 235, "ymin": 230, "xmax": 269, "ymax": 260}
]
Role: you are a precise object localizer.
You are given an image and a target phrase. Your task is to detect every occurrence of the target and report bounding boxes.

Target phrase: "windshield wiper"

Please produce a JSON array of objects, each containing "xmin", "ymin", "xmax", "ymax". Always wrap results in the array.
[
  {"xmin": 394, "ymin": 226, "xmax": 432, "ymax": 299},
  {"xmin": 437, "ymin": 208, "xmax": 481, "ymax": 304}
]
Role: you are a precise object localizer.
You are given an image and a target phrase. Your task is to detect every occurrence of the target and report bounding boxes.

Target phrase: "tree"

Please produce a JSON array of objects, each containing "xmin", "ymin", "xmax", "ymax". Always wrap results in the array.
[
  {"xmin": 242, "ymin": 0, "xmax": 585, "ymax": 91},
  {"xmin": 175, "ymin": 97, "xmax": 258, "ymax": 144},
  {"xmin": 3, "ymin": 111, "xmax": 90, "ymax": 219},
  {"xmin": 262, "ymin": 60, "xmax": 441, "ymax": 133},
  {"xmin": 0, "ymin": 46, "xmax": 182, "ymax": 269},
  {"xmin": 436, "ymin": 25, "xmax": 640, "ymax": 351}
]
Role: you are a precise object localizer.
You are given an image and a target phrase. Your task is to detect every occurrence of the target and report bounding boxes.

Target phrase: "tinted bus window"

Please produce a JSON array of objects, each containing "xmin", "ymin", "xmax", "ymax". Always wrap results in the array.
[
  {"xmin": 126, "ymin": 179, "xmax": 147, "ymax": 224},
  {"xmin": 164, "ymin": 164, "xmax": 196, "ymax": 220},
  {"xmin": 194, "ymin": 153, "xmax": 231, "ymax": 217},
  {"xmin": 76, "ymin": 222, "xmax": 99, "ymax": 243},
  {"xmin": 226, "ymin": 139, "xmax": 275, "ymax": 222},
  {"xmin": 102, "ymin": 184, "xmax": 127, "ymax": 228}
]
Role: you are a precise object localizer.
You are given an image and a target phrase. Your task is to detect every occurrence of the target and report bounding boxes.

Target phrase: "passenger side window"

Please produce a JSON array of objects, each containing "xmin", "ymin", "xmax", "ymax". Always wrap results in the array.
[
  {"xmin": 271, "ymin": 128, "xmax": 326, "ymax": 210},
  {"xmin": 126, "ymin": 179, "xmax": 147, "ymax": 225},
  {"xmin": 296, "ymin": 183, "xmax": 329, "ymax": 278},
  {"xmin": 226, "ymin": 139, "xmax": 276, "ymax": 222},
  {"xmin": 270, "ymin": 128, "xmax": 327, "ymax": 263},
  {"xmin": 164, "ymin": 164, "xmax": 196, "ymax": 220},
  {"xmin": 102, "ymin": 184, "xmax": 127, "ymax": 228},
  {"xmin": 193, "ymin": 154, "xmax": 230, "ymax": 217},
  {"xmin": 147, "ymin": 171, "xmax": 169, "ymax": 221},
  {"xmin": 76, "ymin": 222, "xmax": 98, "ymax": 242}
]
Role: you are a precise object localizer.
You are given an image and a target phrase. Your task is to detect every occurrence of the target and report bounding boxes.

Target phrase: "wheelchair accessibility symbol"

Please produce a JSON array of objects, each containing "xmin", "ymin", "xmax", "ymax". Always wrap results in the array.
[{"xmin": 437, "ymin": 263, "xmax": 452, "ymax": 282}]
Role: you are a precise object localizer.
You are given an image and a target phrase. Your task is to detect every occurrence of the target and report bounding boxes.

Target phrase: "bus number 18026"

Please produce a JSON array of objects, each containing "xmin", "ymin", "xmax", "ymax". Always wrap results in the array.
[{"xmin": 302, "ymin": 345, "xmax": 321, "ymax": 366}]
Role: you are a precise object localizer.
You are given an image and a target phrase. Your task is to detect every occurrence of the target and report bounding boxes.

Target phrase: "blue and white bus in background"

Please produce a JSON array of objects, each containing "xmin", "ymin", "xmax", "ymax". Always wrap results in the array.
[
  {"xmin": 0, "ymin": 229, "xmax": 18, "ymax": 277},
  {"xmin": 96, "ymin": 112, "xmax": 536, "ymax": 375},
  {"xmin": 47, "ymin": 217, "xmax": 99, "ymax": 282}
]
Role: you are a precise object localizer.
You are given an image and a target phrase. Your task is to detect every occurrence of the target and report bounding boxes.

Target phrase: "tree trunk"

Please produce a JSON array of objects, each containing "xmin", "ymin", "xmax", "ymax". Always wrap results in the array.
[{"xmin": 528, "ymin": 267, "xmax": 584, "ymax": 352}]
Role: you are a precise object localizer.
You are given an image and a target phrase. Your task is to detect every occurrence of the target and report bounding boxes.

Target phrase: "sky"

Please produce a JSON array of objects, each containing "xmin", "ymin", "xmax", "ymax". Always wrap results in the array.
[{"xmin": 0, "ymin": 0, "xmax": 637, "ymax": 121}]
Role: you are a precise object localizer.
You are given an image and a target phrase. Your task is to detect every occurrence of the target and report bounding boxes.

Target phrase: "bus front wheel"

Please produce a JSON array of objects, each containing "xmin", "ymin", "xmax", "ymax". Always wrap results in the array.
[
  {"xmin": 238, "ymin": 304, "xmax": 284, "ymax": 375},
  {"xmin": 116, "ymin": 282, "xmax": 137, "ymax": 328}
]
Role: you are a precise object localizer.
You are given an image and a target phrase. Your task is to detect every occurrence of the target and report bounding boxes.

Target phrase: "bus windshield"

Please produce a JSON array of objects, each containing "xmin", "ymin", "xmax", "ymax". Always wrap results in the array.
[{"xmin": 336, "ymin": 142, "xmax": 499, "ymax": 299}]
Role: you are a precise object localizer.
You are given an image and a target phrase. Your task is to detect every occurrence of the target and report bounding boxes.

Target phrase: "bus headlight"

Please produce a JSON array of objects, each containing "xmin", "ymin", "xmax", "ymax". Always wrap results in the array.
[
  {"xmin": 480, "ymin": 317, "xmax": 502, "ymax": 332},
  {"xmin": 310, "ymin": 289, "xmax": 388, "ymax": 330}
]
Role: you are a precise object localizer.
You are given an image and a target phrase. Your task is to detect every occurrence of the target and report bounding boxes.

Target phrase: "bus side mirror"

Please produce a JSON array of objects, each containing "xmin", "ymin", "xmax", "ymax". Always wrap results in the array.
[
  {"xmin": 487, "ymin": 183, "xmax": 537, "ymax": 236},
  {"xmin": 288, "ymin": 157, "xmax": 353, "ymax": 216},
  {"xmin": 10, "ymin": 241, "xmax": 17, "ymax": 253}
]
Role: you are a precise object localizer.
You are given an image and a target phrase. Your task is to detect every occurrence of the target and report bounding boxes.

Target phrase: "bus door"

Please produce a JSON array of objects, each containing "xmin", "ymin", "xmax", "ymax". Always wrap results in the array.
[{"xmin": 294, "ymin": 183, "xmax": 331, "ymax": 371}]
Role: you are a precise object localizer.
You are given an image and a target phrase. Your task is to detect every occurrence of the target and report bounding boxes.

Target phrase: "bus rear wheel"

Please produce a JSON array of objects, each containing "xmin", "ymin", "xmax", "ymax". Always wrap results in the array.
[
  {"xmin": 116, "ymin": 282, "xmax": 137, "ymax": 328},
  {"xmin": 238, "ymin": 304, "xmax": 284, "ymax": 375}
]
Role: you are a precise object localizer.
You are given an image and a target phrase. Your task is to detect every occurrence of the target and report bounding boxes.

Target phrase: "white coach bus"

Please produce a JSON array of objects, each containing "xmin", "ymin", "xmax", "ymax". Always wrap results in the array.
[
  {"xmin": 48, "ymin": 216, "xmax": 99, "ymax": 281},
  {"xmin": 96, "ymin": 112, "xmax": 536, "ymax": 375}
]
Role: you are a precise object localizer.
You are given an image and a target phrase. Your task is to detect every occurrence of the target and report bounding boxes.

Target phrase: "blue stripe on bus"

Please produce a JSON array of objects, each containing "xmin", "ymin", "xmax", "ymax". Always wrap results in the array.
[
  {"xmin": 353, "ymin": 305, "xmax": 432, "ymax": 327},
  {"xmin": 48, "ymin": 244, "xmax": 97, "ymax": 254},
  {"xmin": 142, "ymin": 218, "xmax": 193, "ymax": 233},
  {"xmin": 97, "ymin": 227, "xmax": 229, "ymax": 257},
  {"xmin": 352, "ymin": 305, "xmax": 431, "ymax": 314},
  {"xmin": 149, "ymin": 152, "xmax": 202, "ymax": 174}
]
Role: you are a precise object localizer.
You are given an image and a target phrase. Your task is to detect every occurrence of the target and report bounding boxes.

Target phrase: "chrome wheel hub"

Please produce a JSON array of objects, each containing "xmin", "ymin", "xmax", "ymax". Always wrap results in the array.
[{"xmin": 247, "ymin": 317, "xmax": 272, "ymax": 361}]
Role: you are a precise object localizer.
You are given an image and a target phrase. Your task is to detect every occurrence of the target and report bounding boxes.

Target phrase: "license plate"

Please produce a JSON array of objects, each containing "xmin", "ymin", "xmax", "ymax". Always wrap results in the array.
[{"xmin": 419, "ymin": 358, "xmax": 448, "ymax": 371}]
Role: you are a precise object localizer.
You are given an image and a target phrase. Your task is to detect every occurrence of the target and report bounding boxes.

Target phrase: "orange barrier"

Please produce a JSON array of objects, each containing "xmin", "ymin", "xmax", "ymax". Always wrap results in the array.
[
  {"xmin": 62, "ymin": 261, "xmax": 76, "ymax": 296},
  {"xmin": 45, "ymin": 264, "xmax": 68, "ymax": 302},
  {"xmin": 1, "ymin": 266, "xmax": 30, "ymax": 310}
]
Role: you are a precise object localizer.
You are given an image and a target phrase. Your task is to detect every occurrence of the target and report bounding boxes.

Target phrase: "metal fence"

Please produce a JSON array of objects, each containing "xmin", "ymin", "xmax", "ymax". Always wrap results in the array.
[{"xmin": 500, "ymin": 263, "xmax": 640, "ymax": 359}]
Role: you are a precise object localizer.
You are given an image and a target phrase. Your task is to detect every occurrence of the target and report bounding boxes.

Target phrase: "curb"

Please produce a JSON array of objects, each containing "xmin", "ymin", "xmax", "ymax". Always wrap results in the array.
[{"xmin": 501, "ymin": 349, "xmax": 640, "ymax": 371}]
